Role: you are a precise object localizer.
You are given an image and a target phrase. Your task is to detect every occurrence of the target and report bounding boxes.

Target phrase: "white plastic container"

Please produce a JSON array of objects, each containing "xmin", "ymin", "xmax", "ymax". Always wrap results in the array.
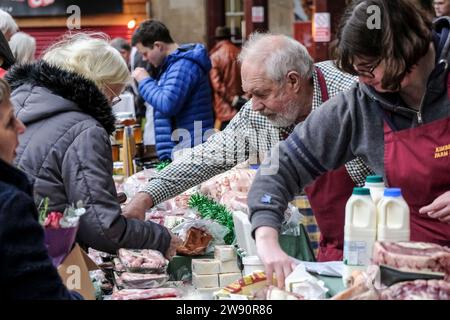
[
  {"xmin": 342, "ymin": 188, "xmax": 377, "ymax": 287},
  {"xmin": 377, "ymin": 188, "xmax": 410, "ymax": 242},
  {"xmin": 242, "ymin": 255, "xmax": 264, "ymax": 276},
  {"xmin": 232, "ymin": 211, "xmax": 257, "ymax": 256},
  {"xmin": 364, "ymin": 175, "xmax": 385, "ymax": 206}
]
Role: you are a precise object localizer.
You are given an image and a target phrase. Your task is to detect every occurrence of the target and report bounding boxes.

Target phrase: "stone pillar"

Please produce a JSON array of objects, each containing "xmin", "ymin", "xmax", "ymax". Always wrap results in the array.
[
  {"xmin": 149, "ymin": 0, "xmax": 207, "ymax": 44},
  {"xmin": 269, "ymin": 0, "xmax": 294, "ymax": 37},
  {"xmin": 244, "ymin": 0, "xmax": 269, "ymax": 38}
]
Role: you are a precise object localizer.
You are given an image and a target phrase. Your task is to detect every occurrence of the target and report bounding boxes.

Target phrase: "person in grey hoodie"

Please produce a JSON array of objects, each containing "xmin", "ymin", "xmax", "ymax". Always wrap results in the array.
[
  {"xmin": 6, "ymin": 33, "xmax": 181, "ymax": 257},
  {"xmin": 249, "ymin": 0, "xmax": 450, "ymax": 287}
]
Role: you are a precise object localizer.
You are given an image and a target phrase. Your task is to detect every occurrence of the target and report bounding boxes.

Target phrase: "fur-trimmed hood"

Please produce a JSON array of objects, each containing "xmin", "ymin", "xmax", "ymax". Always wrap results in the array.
[{"xmin": 6, "ymin": 61, "xmax": 115, "ymax": 134}]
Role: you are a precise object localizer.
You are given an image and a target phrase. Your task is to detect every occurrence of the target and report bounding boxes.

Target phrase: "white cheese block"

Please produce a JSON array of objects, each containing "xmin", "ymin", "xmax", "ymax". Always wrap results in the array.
[
  {"xmin": 219, "ymin": 272, "xmax": 242, "ymax": 287},
  {"xmin": 220, "ymin": 259, "xmax": 241, "ymax": 273},
  {"xmin": 192, "ymin": 272, "xmax": 219, "ymax": 288},
  {"xmin": 192, "ymin": 259, "xmax": 221, "ymax": 275},
  {"xmin": 214, "ymin": 245, "xmax": 237, "ymax": 262}
]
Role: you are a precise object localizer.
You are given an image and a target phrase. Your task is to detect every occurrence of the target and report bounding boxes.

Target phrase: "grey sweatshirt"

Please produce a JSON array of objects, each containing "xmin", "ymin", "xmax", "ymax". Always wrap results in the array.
[{"xmin": 249, "ymin": 20, "xmax": 450, "ymax": 235}]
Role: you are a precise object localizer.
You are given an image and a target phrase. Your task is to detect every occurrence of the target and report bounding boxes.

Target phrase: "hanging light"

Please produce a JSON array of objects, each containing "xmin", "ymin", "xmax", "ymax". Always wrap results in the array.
[{"xmin": 127, "ymin": 19, "xmax": 137, "ymax": 30}]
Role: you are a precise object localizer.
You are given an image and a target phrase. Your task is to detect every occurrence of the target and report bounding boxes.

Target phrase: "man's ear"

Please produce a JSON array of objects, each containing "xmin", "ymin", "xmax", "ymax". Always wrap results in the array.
[
  {"xmin": 153, "ymin": 41, "xmax": 164, "ymax": 51},
  {"xmin": 286, "ymin": 71, "xmax": 301, "ymax": 92}
]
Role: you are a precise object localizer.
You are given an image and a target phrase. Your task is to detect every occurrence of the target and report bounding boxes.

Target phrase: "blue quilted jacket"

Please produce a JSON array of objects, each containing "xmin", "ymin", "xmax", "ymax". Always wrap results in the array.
[{"xmin": 139, "ymin": 43, "xmax": 214, "ymax": 160}]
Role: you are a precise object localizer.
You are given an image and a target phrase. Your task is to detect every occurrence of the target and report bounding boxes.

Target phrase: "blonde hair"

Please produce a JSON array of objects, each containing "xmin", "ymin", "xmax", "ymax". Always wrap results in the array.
[
  {"xmin": 42, "ymin": 33, "xmax": 130, "ymax": 88},
  {"xmin": 9, "ymin": 32, "xmax": 36, "ymax": 64}
]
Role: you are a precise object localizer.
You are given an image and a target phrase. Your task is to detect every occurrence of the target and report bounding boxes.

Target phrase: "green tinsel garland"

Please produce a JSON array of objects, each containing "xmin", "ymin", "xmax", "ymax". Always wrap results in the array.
[
  {"xmin": 155, "ymin": 160, "xmax": 171, "ymax": 172},
  {"xmin": 188, "ymin": 193, "xmax": 235, "ymax": 245}
]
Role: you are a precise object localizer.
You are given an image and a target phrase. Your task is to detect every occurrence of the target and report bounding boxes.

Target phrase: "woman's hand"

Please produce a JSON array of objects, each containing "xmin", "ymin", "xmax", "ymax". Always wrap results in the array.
[
  {"xmin": 255, "ymin": 226, "xmax": 297, "ymax": 288},
  {"xmin": 419, "ymin": 191, "xmax": 450, "ymax": 223}
]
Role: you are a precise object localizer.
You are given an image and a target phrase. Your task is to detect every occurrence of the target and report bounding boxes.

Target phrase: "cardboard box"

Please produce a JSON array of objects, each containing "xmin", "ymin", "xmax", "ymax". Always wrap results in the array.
[{"xmin": 57, "ymin": 244, "xmax": 99, "ymax": 300}]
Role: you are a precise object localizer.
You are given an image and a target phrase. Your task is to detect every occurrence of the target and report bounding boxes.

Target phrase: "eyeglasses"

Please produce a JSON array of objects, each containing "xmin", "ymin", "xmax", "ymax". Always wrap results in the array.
[
  {"xmin": 103, "ymin": 83, "xmax": 122, "ymax": 106},
  {"xmin": 353, "ymin": 59, "xmax": 381, "ymax": 79}
]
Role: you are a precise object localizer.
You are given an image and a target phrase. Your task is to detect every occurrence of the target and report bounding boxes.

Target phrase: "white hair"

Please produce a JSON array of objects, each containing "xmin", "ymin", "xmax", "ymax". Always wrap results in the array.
[
  {"xmin": 0, "ymin": 9, "xmax": 19, "ymax": 37},
  {"xmin": 42, "ymin": 33, "xmax": 130, "ymax": 88},
  {"xmin": 9, "ymin": 32, "xmax": 36, "ymax": 64},
  {"xmin": 238, "ymin": 32, "xmax": 314, "ymax": 84}
]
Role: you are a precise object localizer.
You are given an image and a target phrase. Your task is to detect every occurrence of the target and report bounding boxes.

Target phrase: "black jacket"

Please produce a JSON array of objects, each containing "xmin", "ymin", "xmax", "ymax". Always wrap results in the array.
[
  {"xmin": 0, "ymin": 159, "xmax": 82, "ymax": 299},
  {"xmin": 6, "ymin": 61, "xmax": 171, "ymax": 254}
]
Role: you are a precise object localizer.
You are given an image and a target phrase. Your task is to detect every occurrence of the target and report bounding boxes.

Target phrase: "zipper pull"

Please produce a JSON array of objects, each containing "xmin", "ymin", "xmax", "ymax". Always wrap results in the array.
[{"xmin": 417, "ymin": 111, "xmax": 423, "ymax": 124}]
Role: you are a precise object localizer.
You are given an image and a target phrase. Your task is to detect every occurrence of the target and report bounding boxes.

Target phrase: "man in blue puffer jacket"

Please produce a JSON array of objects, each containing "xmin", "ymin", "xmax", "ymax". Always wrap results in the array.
[{"xmin": 132, "ymin": 20, "xmax": 214, "ymax": 161}]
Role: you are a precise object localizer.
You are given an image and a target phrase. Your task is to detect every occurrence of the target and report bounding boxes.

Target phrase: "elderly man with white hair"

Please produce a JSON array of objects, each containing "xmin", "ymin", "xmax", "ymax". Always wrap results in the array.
[{"xmin": 124, "ymin": 33, "xmax": 375, "ymax": 265}]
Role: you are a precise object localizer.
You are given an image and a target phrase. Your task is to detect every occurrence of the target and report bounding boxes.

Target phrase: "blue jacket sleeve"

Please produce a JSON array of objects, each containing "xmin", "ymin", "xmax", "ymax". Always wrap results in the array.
[{"xmin": 138, "ymin": 59, "xmax": 201, "ymax": 117}]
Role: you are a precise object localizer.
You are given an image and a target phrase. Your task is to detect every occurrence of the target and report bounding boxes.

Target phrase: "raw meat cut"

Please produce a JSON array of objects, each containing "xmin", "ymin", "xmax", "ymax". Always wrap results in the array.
[
  {"xmin": 380, "ymin": 280, "xmax": 450, "ymax": 300},
  {"xmin": 115, "ymin": 273, "xmax": 168, "ymax": 289},
  {"xmin": 111, "ymin": 288, "xmax": 181, "ymax": 300},
  {"xmin": 200, "ymin": 168, "xmax": 256, "ymax": 203},
  {"xmin": 372, "ymin": 242, "xmax": 450, "ymax": 277},
  {"xmin": 118, "ymin": 249, "xmax": 168, "ymax": 273}
]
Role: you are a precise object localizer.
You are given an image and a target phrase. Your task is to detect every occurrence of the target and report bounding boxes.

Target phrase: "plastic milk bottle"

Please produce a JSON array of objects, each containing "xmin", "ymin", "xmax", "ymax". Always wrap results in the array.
[
  {"xmin": 364, "ymin": 175, "xmax": 385, "ymax": 206},
  {"xmin": 343, "ymin": 188, "xmax": 377, "ymax": 287},
  {"xmin": 377, "ymin": 188, "xmax": 410, "ymax": 242}
]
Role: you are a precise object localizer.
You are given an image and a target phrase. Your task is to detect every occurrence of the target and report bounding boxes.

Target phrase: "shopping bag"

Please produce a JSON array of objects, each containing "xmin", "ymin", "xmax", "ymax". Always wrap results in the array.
[{"xmin": 279, "ymin": 224, "xmax": 316, "ymax": 262}]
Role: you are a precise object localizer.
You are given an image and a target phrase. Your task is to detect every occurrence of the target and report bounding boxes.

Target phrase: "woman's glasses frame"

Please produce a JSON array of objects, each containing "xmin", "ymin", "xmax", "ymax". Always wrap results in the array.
[{"xmin": 104, "ymin": 83, "xmax": 122, "ymax": 106}]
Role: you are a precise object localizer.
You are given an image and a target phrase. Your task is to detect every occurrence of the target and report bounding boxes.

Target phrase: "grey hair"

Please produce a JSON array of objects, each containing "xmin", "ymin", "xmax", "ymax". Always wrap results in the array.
[
  {"xmin": 110, "ymin": 37, "xmax": 131, "ymax": 52},
  {"xmin": 238, "ymin": 32, "xmax": 314, "ymax": 84},
  {"xmin": 0, "ymin": 9, "xmax": 19, "ymax": 36},
  {"xmin": 9, "ymin": 32, "xmax": 36, "ymax": 64}
]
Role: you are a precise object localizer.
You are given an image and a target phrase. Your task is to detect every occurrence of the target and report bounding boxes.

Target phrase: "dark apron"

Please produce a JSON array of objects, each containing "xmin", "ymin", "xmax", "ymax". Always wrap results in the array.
[{"xmin": 382, "ymin": 110, "xmax": 450, "ymax": 246}]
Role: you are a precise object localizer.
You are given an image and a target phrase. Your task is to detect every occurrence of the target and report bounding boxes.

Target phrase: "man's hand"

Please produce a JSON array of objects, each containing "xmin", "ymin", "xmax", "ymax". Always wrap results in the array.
[
  {"xmin": 165, "ymin": 231, "xmax": 183, "ymax": 260},
  {"xmin": 255, "ymin": 226, "xmax": 296, "ymax": 289},
  {"xmin": 419, "ymin": 191, "xmax": 450, "ymax": 223},
  {"xmin": 132, "ymin": 67, "xmax": 151, "ymax": 83},
  {"xmin": 122, "ymin": 192, "xmax": 153, "ymax": 221}
]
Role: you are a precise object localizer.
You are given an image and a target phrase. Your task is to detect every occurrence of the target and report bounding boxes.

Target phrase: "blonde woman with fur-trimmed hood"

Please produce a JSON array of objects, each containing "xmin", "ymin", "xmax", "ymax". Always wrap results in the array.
[{"xmin": 6, "ymin": 33, "xmax": 180, "ymax": 257}]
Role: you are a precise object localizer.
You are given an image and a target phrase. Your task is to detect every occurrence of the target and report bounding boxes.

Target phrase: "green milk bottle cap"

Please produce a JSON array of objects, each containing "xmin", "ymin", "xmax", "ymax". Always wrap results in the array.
[
  {"xmin": 352, "ymin": 187, "xmax": 371, "ymax": 196},
  {"xmin": 366, "ymin": 175, "xmax": 383, "ymax": 183}
]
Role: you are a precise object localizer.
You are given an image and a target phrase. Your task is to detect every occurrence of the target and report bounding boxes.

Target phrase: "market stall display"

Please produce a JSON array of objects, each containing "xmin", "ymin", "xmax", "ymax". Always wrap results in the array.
[
  {"xmin": 332, "ymin": 241, "xmax": 450, "ymax": 300},
  {"xmin": 104, "ymin": 163, "xmax": 450, "ymax": 300}
]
